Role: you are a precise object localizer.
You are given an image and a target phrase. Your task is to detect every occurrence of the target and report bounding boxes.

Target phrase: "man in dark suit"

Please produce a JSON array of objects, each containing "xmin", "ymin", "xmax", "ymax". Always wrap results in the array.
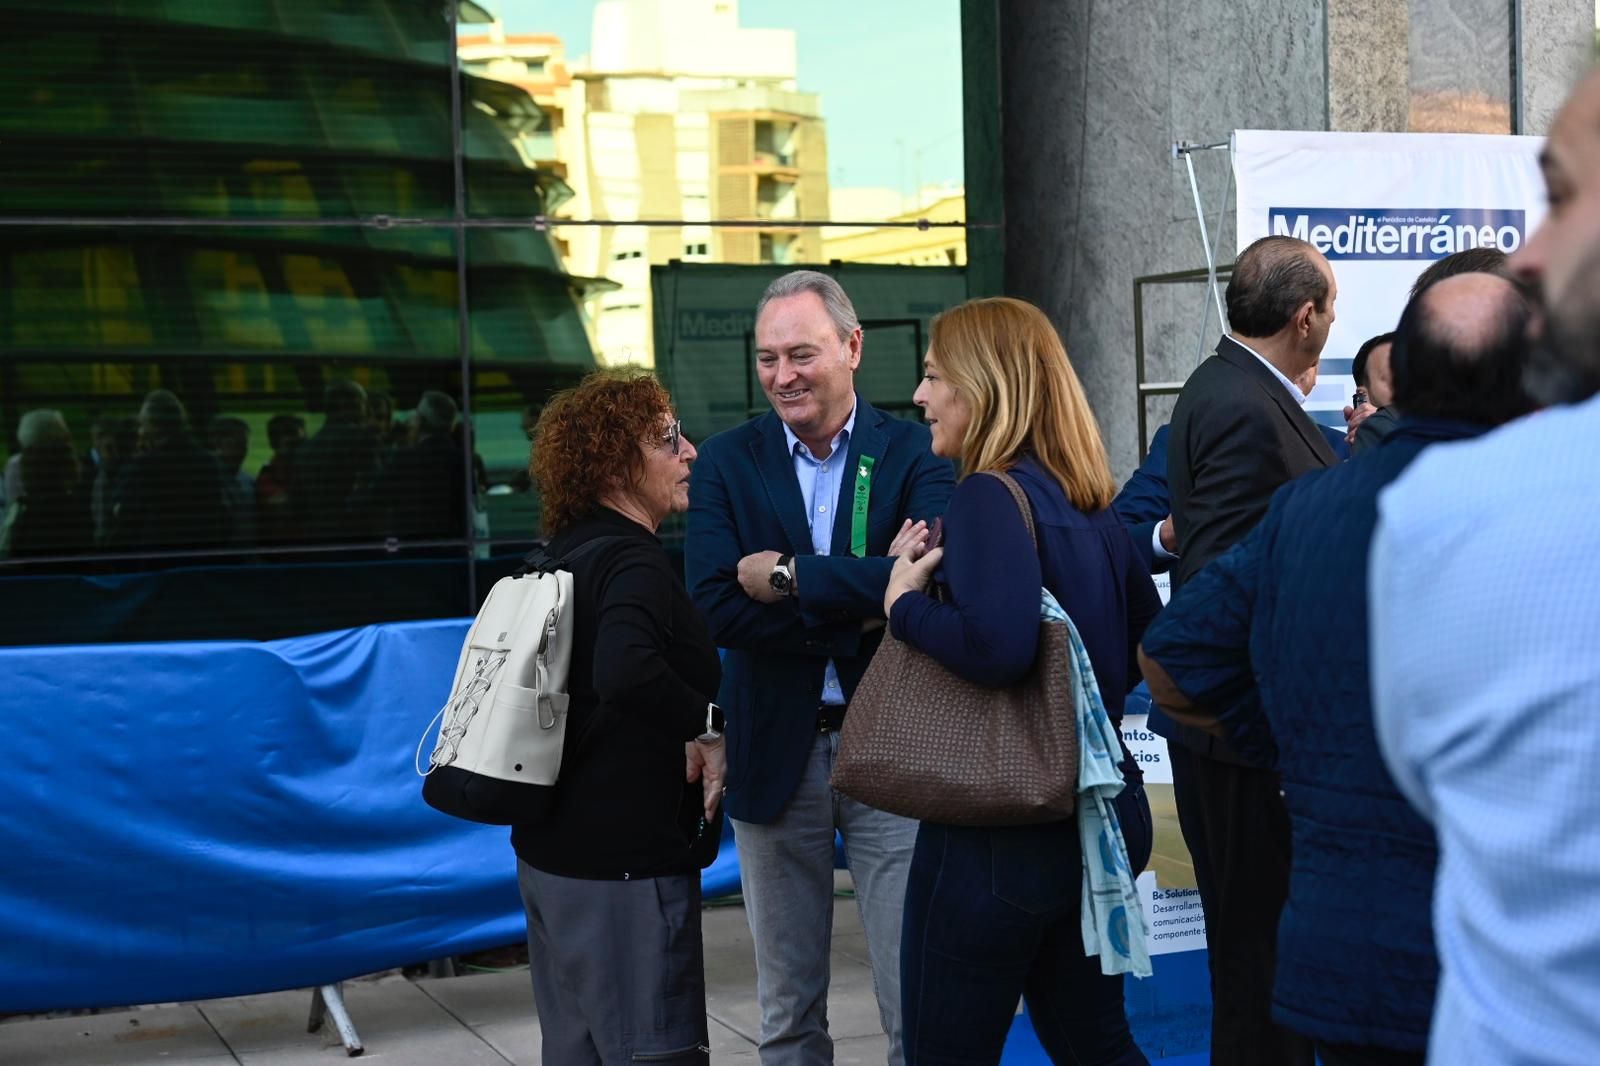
[
  {"xmin": 291, "ymin": 379, "xmax": 381, "ymax": 542},
  {"xmin": 1116, "ymin": 417, "xmax": 1347, "ymax": 575},
  {"xmin": 686, "ymin": 271, "xmax": 954, "ymax": 1066},
  {"xmin": 107, "ymin": 389, "xmax": 231, "ymax": 552},
  {"xmin": 1163, "ymin": 235, "xmax": 1341, "ymax": 1066}
]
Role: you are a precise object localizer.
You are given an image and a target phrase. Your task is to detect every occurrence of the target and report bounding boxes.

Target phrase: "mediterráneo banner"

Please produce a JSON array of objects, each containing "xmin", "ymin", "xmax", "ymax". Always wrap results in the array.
[{"xmin": 1234, "ymin": 129, "xmax": 1545, "ymax": 423}]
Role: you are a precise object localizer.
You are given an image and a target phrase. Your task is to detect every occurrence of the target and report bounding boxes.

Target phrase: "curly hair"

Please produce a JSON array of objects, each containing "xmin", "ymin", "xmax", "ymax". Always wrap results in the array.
[{"xmin": 531, "ymin": 369, "xmax": 673, "ymax": 534}]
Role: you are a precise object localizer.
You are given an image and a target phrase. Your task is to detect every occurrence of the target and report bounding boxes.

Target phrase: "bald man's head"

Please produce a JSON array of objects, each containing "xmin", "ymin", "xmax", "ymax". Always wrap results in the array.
[{"xmin": 1392, "ymin": 272, "xmax": 1534, "ymax": 426}]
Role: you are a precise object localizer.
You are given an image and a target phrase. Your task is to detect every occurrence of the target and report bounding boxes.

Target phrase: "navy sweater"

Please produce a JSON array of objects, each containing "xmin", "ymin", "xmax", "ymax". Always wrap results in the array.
[
  {"xmin": 889, "ymin": 457, "xmax": 1161, "ymax": 769},
  {"xmin": 1139, "ymin": 419, "xmax": 1478, "ymax": 1050}
]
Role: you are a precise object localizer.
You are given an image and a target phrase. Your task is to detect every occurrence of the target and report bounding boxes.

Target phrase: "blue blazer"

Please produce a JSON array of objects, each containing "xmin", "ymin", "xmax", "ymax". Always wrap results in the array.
[
  {"xmin": 685, "ymin": 398, "xmax": 956, "ymax": 824},
  {"xmin": 1114, "ymin": 424, "xmax": 1172, "ymax": 575}
]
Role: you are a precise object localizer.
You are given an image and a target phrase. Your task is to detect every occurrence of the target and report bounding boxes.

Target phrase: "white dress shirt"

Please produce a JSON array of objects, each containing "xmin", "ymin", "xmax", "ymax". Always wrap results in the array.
[{"xmin": 1229, "ymin": 335, "xmax": 1309, "ymax": 407}]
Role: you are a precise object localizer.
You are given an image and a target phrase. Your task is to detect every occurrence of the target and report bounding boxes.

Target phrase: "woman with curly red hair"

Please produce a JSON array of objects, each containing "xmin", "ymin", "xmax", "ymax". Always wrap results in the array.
[{"xmin": 516, "ymin": 369, "xmax": 724, "ymax": 1066}]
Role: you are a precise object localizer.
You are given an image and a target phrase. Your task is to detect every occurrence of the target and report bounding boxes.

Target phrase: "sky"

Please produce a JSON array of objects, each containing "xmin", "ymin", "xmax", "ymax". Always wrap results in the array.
[{"xmin": 481, "ymin": 0, "xmax": 965, "ymax": 196}]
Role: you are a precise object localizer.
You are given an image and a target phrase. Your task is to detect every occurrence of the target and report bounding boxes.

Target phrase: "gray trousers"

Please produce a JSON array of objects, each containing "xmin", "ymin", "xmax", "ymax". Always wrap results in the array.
[
  {"xmin": 517, "ymin": 859, "xmax": 709, "ymax": 1065},
  {"xmin": 732, "ymin": 732, "xmax": 917, "ymax": 1066}
]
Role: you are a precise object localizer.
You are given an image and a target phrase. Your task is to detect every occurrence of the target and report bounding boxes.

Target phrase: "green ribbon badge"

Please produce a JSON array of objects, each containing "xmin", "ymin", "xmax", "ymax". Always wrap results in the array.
[{"xmin": 850, "ymin": 455, "xmax": 875, "ymax": 558}]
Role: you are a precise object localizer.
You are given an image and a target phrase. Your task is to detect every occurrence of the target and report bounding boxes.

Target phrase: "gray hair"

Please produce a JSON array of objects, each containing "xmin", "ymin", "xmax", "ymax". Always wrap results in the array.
[
  {"xmin": 755, "ymin": 270, "xmax": 860, "ymax": 341},
  {"xmin": 17, "ymin": 409, "xmax": 70, "ymax": 449},
  {"xmin": 140, "ymin": 389, "xmax": 188, "ymax": 438},
  {"xmin": 415, "ymin": 390, "xmax": 459, "ymax": 434}
]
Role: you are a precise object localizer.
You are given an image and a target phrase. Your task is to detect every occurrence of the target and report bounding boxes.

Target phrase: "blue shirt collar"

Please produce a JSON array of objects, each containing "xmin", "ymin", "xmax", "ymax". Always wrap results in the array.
[{"xmin": 782, "ymin": 399, "xmax": 858, "ymax": 461}]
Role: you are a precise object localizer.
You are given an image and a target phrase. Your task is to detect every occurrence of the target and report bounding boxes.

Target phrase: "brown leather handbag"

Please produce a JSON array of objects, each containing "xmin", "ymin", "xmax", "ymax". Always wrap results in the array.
[{"xmin": 830, "ymin": 471, "xmax": 1080, "ymax": 826}]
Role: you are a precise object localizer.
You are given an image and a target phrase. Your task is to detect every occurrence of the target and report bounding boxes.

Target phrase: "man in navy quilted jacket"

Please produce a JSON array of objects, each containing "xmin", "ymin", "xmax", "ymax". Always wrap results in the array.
[{"xmin": 1136, "ymin": 269, "xmax": 1535, "ymax": 1066}]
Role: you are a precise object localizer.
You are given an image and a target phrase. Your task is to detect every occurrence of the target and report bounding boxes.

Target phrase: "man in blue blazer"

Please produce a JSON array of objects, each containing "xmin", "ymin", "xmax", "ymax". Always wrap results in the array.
[{"xmin": 686, "ymin": 271, "xmax": 954, "ymax": 1066}]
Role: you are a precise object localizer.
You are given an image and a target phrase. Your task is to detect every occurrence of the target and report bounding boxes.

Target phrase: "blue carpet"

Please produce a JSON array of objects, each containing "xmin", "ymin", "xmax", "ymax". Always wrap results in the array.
[
  {"xmin": 1003, "ymin": 1012, "xmax": 1209, "ymax": 1063},
  {"xmin": 1001, "ymin": 947, "xmax": 1213, "ymax": 1063}
]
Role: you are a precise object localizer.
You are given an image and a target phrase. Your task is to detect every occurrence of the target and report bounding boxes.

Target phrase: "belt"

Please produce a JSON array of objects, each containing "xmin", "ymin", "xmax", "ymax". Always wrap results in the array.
[{"xmin": 816, "ymin": 703, "xmax": 848, "ymax": 733}]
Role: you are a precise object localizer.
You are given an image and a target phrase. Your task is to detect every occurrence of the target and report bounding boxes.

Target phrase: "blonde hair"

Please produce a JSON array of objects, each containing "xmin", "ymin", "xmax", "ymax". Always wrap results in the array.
[{"xmin": 929, "ymin": 297, "xmax": 1117, "ymax": 512}]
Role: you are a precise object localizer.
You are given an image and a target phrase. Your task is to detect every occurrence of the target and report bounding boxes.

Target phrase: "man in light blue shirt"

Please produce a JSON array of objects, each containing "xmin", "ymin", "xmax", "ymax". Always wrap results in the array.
[
  {"xmin": 1369, "ymin": 68, "xmax": 1600, "ymax": 1066},
  {"xmin": 783, "ymin": 408, "xmax": 856, "ymax": 706}
]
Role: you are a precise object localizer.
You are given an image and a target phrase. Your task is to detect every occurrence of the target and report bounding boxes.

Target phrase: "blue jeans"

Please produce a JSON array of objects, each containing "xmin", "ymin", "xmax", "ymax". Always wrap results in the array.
[
  {"xmin": 900, "ymin": 782, "xmax": 1153, "ymax": 1066},
  {"xmin": 733, "ymin": 731, "xmax": 918, "ymax": 1066}
]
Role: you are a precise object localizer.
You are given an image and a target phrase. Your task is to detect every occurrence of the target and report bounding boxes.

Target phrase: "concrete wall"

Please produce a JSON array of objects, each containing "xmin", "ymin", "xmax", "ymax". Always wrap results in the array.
[
  {"xmin": 993, "ymin": 0, "xmax": 1593, "ymax": 479},
  {"xmin": 1520, "ymin": 0, "xmax": 1597, "ymax": 134}
]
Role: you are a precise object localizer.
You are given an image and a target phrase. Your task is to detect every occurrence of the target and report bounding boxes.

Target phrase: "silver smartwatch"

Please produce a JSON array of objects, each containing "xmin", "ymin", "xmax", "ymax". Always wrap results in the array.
[{"xmin": 697, "ymin": 702, "xmax": 726, "ymax": 743}]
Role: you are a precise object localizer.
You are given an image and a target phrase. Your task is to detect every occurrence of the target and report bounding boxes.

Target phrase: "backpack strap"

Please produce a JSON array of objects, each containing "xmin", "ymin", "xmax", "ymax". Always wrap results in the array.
[{"xmin": 521, "ymin": 534, "xmax": 631, "ymax": 575}]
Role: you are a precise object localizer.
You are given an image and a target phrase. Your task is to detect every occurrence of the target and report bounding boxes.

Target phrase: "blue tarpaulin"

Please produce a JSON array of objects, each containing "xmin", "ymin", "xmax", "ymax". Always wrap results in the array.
[
  {"xmin": 2, "ymin": 619, "xmax": 1206, "ymax": 1061},
  {"xmin": 1, "ymin": 619, "xmax": 741, "ymax": 1012}
]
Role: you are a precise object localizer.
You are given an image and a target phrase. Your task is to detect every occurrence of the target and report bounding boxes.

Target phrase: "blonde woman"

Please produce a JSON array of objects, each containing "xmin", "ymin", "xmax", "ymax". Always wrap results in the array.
[{"xmin": 883, "ymin": 297, "xmax": 1160, "ymax": 1064}]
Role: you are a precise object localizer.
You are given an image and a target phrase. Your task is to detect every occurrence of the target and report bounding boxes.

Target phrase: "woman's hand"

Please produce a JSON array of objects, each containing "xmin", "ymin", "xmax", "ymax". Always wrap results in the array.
[
  {"xmin": 883, "ymin": 545, "xmax": 944, "ymax": 618},
  {"xmin": 686, "ymin": 739, "xmax": 726, "ymax": 821},
  {"xmin": 887, "ymin": 519, "xmax": 930, "ymax": 560}
]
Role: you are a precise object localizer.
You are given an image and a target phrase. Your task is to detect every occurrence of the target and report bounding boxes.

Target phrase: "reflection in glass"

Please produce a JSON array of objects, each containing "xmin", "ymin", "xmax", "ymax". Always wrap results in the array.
[
  {"xmin": 0, "ymin": 0, "xmax": 458, "ymax": 220},
  {"xmin": 457, "ymin": 2, "xmax": 970, "ymax": 361},
  {"xmin": 1407, "ymin": 0, "xmax": 1513, "ymax": 133}
]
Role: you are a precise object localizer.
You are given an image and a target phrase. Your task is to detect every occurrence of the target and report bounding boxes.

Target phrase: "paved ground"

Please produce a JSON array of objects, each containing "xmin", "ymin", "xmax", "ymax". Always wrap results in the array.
[
  {"xmin": 0, "ymin": 893, "xmax": 890, "ymax": 1066},
  {"xmin": 0, "ymin": 887, "xmax": 1207, "ymax": 1065}
]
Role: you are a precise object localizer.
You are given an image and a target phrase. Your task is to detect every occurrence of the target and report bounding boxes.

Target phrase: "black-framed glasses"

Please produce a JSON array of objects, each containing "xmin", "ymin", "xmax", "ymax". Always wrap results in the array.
[{"xmin": 661, "ymin": 418, "xmax": 682, "ymax": 455}]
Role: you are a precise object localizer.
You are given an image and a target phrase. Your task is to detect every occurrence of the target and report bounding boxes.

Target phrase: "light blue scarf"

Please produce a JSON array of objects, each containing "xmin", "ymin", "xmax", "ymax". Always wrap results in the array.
[{"xmin": 1041, "ymin": 589, "xmax": 1152, "ymax": 978}]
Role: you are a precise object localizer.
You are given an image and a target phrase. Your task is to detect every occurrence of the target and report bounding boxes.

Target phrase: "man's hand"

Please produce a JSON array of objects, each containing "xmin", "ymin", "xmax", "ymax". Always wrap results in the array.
[
  {"xmin": 883, "ymin": 546, "xmax": 944, "ymax": 617},
  {"xmin": 686, "ymin": 739, "xmax": 726, "ymax": 821},
  {"xmin": 1343, "ymin": 401, "xmax": 1378, "ymax": 445},
  {"xmin": 1159, "ymin": 515, "xmax": 1178, "ymax": 554},
  {"xmin": 888, "ymin": 519, "xmax": 930, "ymax": 560},
  {"xmin": 737, "ymin": 550, "xmax": 785, "ymax": 603}
]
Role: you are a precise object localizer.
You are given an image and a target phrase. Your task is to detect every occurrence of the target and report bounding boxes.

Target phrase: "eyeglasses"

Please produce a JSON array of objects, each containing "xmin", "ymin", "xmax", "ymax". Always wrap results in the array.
[{"xmin": 661, "ymin": 418, "xmax": 682, "ymax": 455}]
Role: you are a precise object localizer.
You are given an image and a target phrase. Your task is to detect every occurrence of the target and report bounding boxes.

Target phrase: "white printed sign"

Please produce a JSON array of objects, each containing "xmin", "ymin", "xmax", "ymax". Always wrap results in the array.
[
  {"xmin": 1123, "ymin": 711, "xmax": 1207, "ymax": 955},
  {"xmin": 1233, "ymin": 129, "xmax": 1545, "ymax": 417}
]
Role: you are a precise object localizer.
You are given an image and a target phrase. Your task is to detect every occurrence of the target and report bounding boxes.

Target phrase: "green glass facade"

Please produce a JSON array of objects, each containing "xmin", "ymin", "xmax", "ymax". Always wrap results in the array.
[
  {"xmin": 0, "ymin": 0, "xmax": 984, "ymax": 645},
  {"xmin": 0, "ymin": 0, "xmax": 601, "ymax": 641}
]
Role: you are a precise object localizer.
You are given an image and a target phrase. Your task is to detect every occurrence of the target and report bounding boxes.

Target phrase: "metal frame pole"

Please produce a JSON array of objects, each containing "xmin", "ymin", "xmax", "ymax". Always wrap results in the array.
[
  {"xmin": 308, "ymin": 983, "xmax": 365, "ymax": 1057},
  {"xmin": 1174, "ymin": 139, "xmax": 1235, "ymax": 368}
]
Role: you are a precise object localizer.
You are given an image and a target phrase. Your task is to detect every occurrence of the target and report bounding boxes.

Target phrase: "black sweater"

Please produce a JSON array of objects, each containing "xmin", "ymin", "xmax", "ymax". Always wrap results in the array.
[{"xmin": 511, "ymin": 507, "xmax": 723, "ymax": 879}]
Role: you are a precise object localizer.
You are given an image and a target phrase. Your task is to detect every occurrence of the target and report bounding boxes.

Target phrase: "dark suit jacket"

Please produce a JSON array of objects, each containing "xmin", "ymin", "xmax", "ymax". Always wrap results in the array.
[
  {"xmin": 685, "ymin": 397, "xmax": 956, "ymax": 824},
  {"xmin": 108, "ymin": 439, "xmax": 231, "ymax": 551},
  {"xmin": 1117, "ymin": 420, "xmax": 1345, "ymax": 575},
  {"xmin": 1351, "ymin": 405, "xmax": 1400, "ymax": 455},
  {"xmin": 1160, "ymin": 336, "xmax": 1339, "ymax": 761}
]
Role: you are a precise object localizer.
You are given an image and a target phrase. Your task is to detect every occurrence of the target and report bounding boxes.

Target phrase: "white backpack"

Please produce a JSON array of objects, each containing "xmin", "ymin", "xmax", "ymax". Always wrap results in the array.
[{"xmin": 417, "ymin": 537, "xmax": 621, "ymax": 824}]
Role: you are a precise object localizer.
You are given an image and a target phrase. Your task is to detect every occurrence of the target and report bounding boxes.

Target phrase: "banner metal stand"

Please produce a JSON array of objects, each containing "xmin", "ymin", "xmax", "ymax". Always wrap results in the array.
[{"xmin": 1171, "ymin": 139, "xmax": 1235, "ymax": 367}]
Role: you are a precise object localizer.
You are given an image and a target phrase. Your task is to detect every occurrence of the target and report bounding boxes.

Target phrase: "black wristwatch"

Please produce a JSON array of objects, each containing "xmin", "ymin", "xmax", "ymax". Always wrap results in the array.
[
  {"xmin": 697, "ymin": 702, "xmax": 726, "ymax": 743},
  {"xmin": 769, "ymin": 554, "xmax": 796, "ymax": 598}
]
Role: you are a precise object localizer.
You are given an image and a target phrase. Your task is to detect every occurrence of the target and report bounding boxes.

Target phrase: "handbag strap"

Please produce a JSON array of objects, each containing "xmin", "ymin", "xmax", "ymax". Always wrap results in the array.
[{"xmin": 979, "ymin": 470, "xmax": 1038, "ymax": 551}]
